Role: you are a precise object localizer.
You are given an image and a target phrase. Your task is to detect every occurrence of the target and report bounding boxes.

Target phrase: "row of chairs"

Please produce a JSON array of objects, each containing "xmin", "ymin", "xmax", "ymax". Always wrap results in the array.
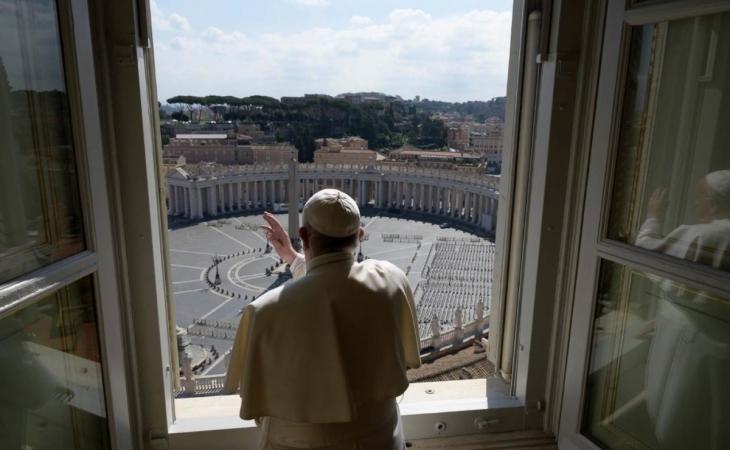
[{"xmin": 415, "ymin": 239, "xmax": 495, "ymax": 338}]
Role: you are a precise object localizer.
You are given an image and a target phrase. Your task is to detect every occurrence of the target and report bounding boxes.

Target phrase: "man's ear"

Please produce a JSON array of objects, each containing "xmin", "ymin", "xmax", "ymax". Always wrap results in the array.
[
  {"xmin": 299, "ymin": 227, "xmax": 309, "ymax": 249},
  {"xmin": 358, "ymin": 227, "xmax": 365, "ymax": 241}
]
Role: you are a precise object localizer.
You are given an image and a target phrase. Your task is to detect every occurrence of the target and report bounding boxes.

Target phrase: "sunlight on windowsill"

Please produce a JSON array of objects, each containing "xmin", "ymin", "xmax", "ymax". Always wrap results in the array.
[{"xmin": 170, "ymin": 378, "xmax": 514, "ymax": 434}]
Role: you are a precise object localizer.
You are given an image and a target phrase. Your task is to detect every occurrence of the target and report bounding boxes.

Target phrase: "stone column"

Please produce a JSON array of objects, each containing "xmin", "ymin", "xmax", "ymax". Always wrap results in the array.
[
  {"xmin": 236, "ymin": 182, "xmax": 242, "ymax": 210},
  {"xmin": 473, "ymin": 194, "xmax": 479, "ymax": 223},
  {"xmin": 428, "ymin": 185, "xmax": 437, "ymax": 212},
  {"xmin": 287, "ymin": 157, "xmax": 299, "ymax": 239},
  {"xmin": 208, "ymin": 186, "xmax": 217, "ymax": 216},
  {"xmin": 195, "ymin": 186, "xmax": 203, "ymax": 218},
  {"xmin": 396, "ymin": 182, "xmax": 403, "ymax": 208},
  {"xmin": 169, "ymin": 185, "xmax": 177, "ymax": 215},
  {"xmin": 422, "ymin": 184, "xmax": 428, "ymax": 212},
  {"xmin": 441, "ymin": 187, "xmax": 451, "ymax": 216},
  {"xmin": 375, "ymin": 180, "xmax": 382, "ymax": 208},
  {"xmin": 261, "ymin": 180, "xmax": 269, "ymax": 209},
  {"xmin": 453, "ymin": 190, "xmax": 461, "ymax": 218},
  {"xmin": 188, "ymin": 186, "xmax": 195, "ymax": 218},
  {"xmin": 219, "ymin": 184, "xmax": 225, "ymax": 212},
  {"xmin": 464, "ymin": 192, "xmax": 471, "ymax": 222},
  {"xmin": 170, "ymin": 185, "xmax": 177, "ymax": 215},
  {"xmin": 221, "ymin": 184, "xmax": 226, "ymax": 212},
  {"xmin": 183, "ymin": 187, "xmax": 190, "ymax": 218},
  {"xmin": 423, "ymin": 184, "xmax": 431, "ymax": 212},
  {"xmin": 472, "ymin": 195, "xmax": 478, "ymax": 225},
  {"xmin": 473, "ymin": 193, "xmax": 479, "ymax": 223},
  {"xmin": 446, "ymin": 189, "xmax": 453, "ymax": 216},
  {"xmin": 253, "ymin": 180, "xmax": 259, "ymax": 208}
]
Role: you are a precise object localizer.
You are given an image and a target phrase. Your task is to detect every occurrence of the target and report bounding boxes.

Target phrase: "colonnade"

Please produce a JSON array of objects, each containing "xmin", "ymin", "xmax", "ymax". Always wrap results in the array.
[{"xmin": 168, "ymin": 163, "xmax": 499, "ymax": 232}]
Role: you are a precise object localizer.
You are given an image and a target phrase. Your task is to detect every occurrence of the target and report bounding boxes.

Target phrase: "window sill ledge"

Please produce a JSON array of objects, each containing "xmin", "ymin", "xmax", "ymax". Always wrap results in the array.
[{"xmin": 169, "ymin": 378, "xmax": 523, "ymax": 446}]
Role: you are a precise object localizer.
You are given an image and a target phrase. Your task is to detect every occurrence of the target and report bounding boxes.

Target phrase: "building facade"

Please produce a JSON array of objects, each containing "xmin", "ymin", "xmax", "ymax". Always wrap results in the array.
[
  {"xmin": 163, "ymin": 133, "xmax": 296, "ymax": 165},
  {"xmin": 313, "ymin": 137, "xmax": 379, "ymax": 164}
]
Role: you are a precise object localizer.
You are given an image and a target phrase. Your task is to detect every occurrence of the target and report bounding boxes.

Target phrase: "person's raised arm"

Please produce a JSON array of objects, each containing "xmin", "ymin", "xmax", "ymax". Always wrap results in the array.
[
  {"xmin": 636, "ymin": 187, "xmax": 668, "ymax": 250},
  {"xmin": 261, "ymin": 212, "xmax": 306, "ymax": 278}
]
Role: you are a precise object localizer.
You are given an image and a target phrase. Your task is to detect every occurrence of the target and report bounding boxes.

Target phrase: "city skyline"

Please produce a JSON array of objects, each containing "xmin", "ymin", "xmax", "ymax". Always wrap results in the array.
[{"xmin": 152, "ymin": 0, "xmax": 513, "ymax": 103}]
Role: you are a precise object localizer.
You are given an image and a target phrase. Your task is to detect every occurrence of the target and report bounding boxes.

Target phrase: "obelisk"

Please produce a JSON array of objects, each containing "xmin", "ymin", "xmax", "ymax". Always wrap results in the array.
[{"xmin": 287, "ymin": 150, "xmax": 300, "ymax": 248}]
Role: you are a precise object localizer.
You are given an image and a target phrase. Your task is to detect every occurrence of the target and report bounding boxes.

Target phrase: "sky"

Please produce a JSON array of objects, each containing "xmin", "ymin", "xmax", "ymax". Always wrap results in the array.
[{"xmin": 152, "ymin": 0, "xmax": 513, "ymax": 103}]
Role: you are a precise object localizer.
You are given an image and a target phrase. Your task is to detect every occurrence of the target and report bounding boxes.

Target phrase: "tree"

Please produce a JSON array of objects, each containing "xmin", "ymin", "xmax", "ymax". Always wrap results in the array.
[
  {"xmin": 167, "ymin": 95, "xmax": 206, "ymax": 122},
  {"xmin": 171, "ymin": 111, "xmax": 189, "ymax": 121}
]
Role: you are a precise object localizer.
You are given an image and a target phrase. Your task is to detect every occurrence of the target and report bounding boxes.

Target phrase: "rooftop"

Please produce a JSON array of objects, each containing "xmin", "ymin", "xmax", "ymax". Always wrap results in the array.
[{"xmin": 175, "ymin": 134, "xmax": 229, "ymax": 140}]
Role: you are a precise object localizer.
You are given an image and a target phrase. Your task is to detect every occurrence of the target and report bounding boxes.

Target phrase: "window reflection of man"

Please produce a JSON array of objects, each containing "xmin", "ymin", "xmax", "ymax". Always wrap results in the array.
[
  {"xmin": 636, "ymin": 170, "xmax": 730, "ymax": 450},
  {"xmin": 637, "ymin": 170, "xmax": 730, "ymax": 270}
]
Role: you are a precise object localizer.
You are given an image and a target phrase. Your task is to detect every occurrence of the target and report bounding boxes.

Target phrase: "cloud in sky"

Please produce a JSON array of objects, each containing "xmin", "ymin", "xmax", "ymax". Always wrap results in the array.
[
  {"xmin": 151, "ymin": 1, "xmax": 191, "ymax": 32},
  {"xmin": 169, "ymin": 13, "xmax": 191, "ymax": 32},
  {"xmin": 349, "ymin": 15, "xmax": 372, "ymax": 27},
  {"xmin": 153, "ymin": 5, "xmax": 512, "ymax": 103},
  {"xmin": 294, "ymin": 0, "xmax": 330, "ymax": 6}
]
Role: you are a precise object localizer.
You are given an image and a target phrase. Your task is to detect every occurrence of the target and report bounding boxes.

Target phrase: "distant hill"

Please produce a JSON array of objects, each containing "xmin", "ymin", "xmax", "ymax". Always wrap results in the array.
[
  {"xmin": 414, "ymin": 97, "xmax": 507, "ymax": 122},
  {"xmin": 162, "ymin": 93, "xmax": 507, "ymax": 161}
]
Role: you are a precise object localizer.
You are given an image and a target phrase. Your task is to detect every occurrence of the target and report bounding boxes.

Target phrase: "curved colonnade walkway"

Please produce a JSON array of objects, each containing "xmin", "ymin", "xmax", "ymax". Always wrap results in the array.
[{"xmin": 168, "ymin": 162, "xmax": 500, "ymax": 234}]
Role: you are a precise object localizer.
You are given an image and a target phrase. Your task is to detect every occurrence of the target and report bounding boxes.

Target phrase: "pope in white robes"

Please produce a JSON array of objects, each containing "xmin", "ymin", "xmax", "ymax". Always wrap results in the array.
[{"xmin": 224, "ymin": 189, "xmax": 421, "ymax": 450}]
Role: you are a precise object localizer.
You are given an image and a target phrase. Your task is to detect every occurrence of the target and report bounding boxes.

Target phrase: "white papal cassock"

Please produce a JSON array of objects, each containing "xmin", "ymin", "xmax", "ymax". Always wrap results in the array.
[
  {"xmin": 224, "ymin": 251, "xmax": 421, "ymax": 450},
  {"xmin": 636, "ymin": 218, "xmax": 730, "ymax": 450}
]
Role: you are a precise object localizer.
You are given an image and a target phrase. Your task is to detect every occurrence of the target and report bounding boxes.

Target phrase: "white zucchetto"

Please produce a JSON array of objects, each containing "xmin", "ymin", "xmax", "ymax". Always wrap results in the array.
[
  {"xmin": 705, "ymin": 170, "xmax": 730, "ymax": 200},
  {"xmin": 302, "ymin": 188, "xmax": 361, "ymax": 237}
]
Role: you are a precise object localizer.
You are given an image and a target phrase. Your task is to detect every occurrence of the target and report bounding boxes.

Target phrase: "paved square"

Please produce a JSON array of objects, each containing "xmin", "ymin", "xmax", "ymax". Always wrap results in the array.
[{"xmin": 168, "ymin": 213, "xmax": 493, "ymax": 376}]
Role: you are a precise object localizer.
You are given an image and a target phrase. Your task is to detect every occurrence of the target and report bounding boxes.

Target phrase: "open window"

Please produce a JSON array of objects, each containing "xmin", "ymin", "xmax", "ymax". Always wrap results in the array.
[{"xmin": 154, "ymin": 0, "xmax": 517, "ymax": 430}]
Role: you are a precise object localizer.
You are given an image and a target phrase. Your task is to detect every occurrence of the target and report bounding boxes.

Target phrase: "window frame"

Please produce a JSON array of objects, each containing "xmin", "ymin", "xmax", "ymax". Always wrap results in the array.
[
  {"xmin": 0, "ymin": 0, "xmax": 134, "ymax": 448},
  {"xmin": 558, "ymin": 1, "xmax": 730, "ymax": 448}
]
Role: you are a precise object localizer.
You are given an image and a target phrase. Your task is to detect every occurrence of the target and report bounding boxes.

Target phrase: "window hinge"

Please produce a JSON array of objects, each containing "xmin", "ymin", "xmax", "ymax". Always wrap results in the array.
[{"xmin": 537, "ymin": 0, "xmax": 553, "ymax": 63}]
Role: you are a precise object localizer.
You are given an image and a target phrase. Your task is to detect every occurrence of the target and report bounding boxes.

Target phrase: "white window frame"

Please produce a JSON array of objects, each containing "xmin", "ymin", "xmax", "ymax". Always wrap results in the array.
[
  {"xmin": 558, "ymin": 1, "xmax": 730, "ymax": 449},
  {"xmin": 0, "ymin": 0, "xmax": 134, "ymax": 448}
]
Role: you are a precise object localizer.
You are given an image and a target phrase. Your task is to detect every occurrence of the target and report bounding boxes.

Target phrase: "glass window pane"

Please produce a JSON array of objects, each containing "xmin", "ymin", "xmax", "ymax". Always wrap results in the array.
[
  {"xmin": 0, "ymin": 277, "xmax": 110, "ymax": 450},
  {"xmin": 582, "ymin": 260, "xmax": 730, "ymax": 449},
  {"xmin": 0, "ymin": 0, "xmax": 85, "ymax": 284},
  {"xmin": 608, "ymin": 13, "xmax": 730, "ymax": 272}
]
